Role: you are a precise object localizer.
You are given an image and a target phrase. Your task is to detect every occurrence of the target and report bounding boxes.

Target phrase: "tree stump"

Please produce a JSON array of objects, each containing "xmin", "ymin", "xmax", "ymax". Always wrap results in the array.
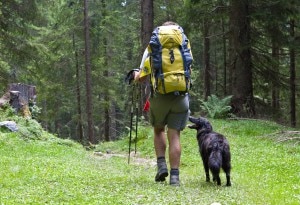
[{"xmin": 0, "ymin": 83, "xmax": 36, "ymax": 117}]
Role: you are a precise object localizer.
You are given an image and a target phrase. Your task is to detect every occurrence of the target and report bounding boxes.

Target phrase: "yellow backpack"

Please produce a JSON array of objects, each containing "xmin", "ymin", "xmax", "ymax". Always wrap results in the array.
[{"xmin": 148, "ymin": 25, "xmax": 193, "ymax": 95}]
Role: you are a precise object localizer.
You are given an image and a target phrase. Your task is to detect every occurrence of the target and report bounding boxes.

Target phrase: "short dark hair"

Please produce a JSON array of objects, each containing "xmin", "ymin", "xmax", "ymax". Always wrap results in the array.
[{"xmin": 162, "ymin": 21, "xmax": 178, "ymax": 26}]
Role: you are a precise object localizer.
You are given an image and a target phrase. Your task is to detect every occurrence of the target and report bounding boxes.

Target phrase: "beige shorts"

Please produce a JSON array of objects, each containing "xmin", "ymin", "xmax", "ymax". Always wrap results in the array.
[{"xmin": 149, "ymin": 93, "xmax": 190, "ymax": 131}]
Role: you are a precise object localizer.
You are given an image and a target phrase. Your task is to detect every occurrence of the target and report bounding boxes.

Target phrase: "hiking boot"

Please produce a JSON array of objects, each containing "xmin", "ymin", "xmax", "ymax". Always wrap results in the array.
[
  {"xmin": 155, "ymin": 162, "xmax": 168, "ymax": 182},
  {"xmin": 170, "ymin": 175, "xmax": 180, "ymax": 186}
]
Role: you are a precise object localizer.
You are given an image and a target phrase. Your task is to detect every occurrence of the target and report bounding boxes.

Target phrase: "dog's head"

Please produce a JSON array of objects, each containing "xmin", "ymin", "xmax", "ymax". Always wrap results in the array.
[{"xmin": 188, "ymin": 116, "xmax": 213, "ymax": 133}]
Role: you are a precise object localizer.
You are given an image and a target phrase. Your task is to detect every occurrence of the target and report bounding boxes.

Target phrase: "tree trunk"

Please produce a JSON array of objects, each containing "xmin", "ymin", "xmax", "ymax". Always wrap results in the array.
[
  {"xmin": 289, "ymin": 19, "xmax": 296, "ymax": 127},
  {"xmin": 141, "ymin": 0, "xmax": 153, "ymax": 50},
  {"xmin": 222, "ymin": 17, "xmax": 227, "ymax": 96},
  {"xmin": 102, "ymin": 0, "xmax": 117, "ymax": 142},
  {"xmin": 229, "ymin": 0, "xmax": 255, "ymax": 116},
  {"xmin": 73, "ymin": 33, "xmax": 84, "ymax": 143},
  {"xmin": 84, "ymin": 0, "xmax": 94, "ymax": 143},
  {"xmin": 203, "ymin": 17, "xmax": 211, "ymax": 100},
  {"xmin": 104, "ymin": 90, "xmax": 110, "ymax": 141},
  {"xmin": 140, "ymin": 0, "xmax": 153, "ymax": 120},
  {"xmin": 270, "ymin": 25, "xmax": 280, "ymax": 110}
]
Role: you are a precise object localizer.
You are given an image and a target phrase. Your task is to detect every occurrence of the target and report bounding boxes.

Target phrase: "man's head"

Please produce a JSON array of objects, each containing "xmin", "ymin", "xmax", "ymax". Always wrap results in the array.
[{"xmin": 162, "ymin": 21, "xmax": 178, "ymax": 26}]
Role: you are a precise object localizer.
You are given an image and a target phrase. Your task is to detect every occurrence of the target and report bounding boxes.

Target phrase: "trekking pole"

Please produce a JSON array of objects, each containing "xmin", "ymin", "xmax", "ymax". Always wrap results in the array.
[
  {"xmin": 134, "ymin": 84, "xmax": 139, "ymax": 154},
  {"xmin": 128, "ymin": 84, "xmax": 135, "ymax": 164}
]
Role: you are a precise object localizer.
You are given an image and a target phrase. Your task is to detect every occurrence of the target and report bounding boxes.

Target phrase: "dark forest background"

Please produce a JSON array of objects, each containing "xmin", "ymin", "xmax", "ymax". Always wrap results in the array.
[{"xmin": 1, "ymin": 0, "xmax": 299, "ymax": 143}]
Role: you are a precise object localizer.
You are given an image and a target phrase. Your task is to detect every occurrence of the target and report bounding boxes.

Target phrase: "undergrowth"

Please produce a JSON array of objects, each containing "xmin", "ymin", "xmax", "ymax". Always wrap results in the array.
[{"xmin": 199, "ymin": 95, "xmax": 233, "ymax": 119}]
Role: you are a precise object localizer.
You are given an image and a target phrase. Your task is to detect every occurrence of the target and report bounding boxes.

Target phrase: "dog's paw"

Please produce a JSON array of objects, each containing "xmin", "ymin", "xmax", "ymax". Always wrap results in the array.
[{"xmin": 226, "ymin": 182, "xmax": 231, "ymax": 186}]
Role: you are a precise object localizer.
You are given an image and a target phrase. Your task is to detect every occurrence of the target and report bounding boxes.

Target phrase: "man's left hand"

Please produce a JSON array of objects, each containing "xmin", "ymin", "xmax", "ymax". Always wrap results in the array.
[{"xmin": 125, "ymin": 68, "xmax": 140, "ymax": 85}]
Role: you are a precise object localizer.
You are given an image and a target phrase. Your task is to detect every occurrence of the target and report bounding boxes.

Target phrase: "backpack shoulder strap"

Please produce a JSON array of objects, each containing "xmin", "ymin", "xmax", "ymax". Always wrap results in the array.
[{"xmin": 149, "ymin": 27, "xmax": 163, "ymax": 77}]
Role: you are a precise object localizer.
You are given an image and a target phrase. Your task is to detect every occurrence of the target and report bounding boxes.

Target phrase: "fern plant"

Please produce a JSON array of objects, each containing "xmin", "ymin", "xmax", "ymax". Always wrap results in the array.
[{"xmin": 200, "ymin": 95, "xmax": 233, "ymax": 119}]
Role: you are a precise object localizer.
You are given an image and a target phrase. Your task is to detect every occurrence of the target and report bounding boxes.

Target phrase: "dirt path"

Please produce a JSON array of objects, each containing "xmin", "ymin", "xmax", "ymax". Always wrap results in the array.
[{"xmin": 93, "ymin": 151, "xmax": 156, "ymax": 167}]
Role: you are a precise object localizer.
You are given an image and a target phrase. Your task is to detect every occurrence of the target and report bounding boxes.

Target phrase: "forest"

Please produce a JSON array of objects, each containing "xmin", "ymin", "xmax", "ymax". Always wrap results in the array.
[{"xmin": 0, "ymin": 0, "xmax": 299, "ymax": 144}]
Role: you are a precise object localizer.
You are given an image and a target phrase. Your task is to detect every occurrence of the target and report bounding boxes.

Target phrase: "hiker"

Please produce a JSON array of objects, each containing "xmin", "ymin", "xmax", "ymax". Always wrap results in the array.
[{"xmin": 131, "ymin": 21, "xmax": 193, "ymax": 186}]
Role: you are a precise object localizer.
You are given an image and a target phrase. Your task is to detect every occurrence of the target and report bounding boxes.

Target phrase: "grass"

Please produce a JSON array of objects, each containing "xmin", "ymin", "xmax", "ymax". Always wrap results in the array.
[{"xmin": 0, "ymin": 110, "xmax": 300, "ymax": 204}]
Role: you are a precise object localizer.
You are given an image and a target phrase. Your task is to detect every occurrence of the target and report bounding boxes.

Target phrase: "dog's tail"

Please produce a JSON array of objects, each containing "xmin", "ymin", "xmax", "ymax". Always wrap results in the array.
[
  {"xmin": 209, "ymin": 143, "xmax": 222, "ymax": 185},
  {"xmin": 208, "ymin": 143, "xmax": 222, "ymax": 176}
]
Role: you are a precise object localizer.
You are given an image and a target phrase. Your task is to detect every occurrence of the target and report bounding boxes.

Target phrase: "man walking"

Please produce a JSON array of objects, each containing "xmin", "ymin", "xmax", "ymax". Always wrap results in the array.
[{"xmin": 132, "ymin": 21, "xmax": 193, "ymax": 186}]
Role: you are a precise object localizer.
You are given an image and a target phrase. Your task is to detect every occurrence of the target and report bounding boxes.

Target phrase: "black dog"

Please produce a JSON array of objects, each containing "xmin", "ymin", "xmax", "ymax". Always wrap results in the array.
[{"xmin": 188, "ymin": 116, "xmax": 231, "ymax": 186}]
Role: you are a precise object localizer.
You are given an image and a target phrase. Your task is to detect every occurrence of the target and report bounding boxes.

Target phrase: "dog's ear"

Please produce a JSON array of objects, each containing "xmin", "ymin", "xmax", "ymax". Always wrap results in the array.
[
  {"xmin": 198, "ymin": 117, "xmax": 213, "ymax": 132},
  {"xmin": 204, "ymin": 121, "xmax": 213, "ymax": 132}
]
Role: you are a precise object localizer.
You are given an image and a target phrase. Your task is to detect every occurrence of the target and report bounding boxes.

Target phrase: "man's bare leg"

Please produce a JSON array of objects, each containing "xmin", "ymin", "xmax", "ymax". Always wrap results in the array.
[
  {"xmin": 154, "ymin": 127, "xmax": 168, "ymax": 182},
  {"xmin": 167, "ymin": 128, "xmax": 181, "ymax": 186}
]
